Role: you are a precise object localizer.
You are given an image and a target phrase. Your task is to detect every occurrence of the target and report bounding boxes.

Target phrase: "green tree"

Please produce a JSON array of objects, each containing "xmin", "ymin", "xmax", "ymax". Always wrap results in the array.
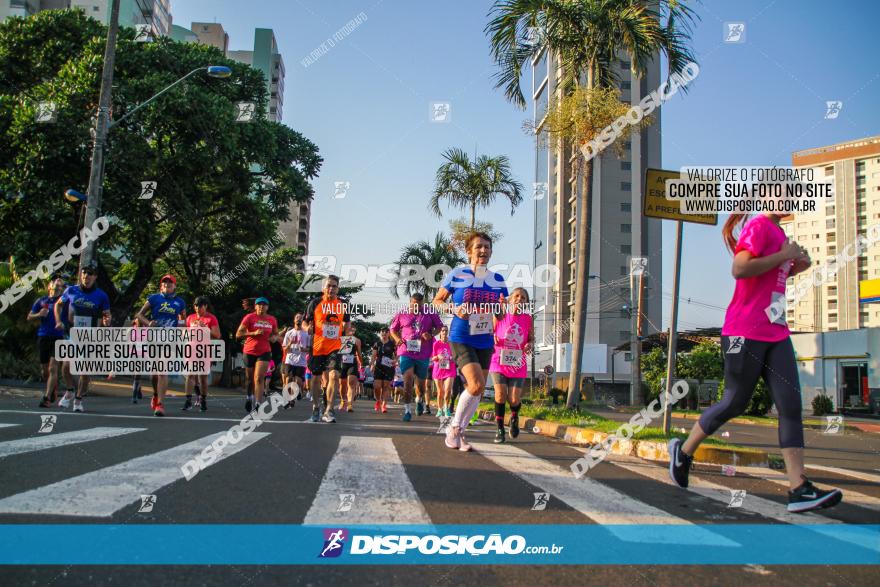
[
  {"xmin": 447, "ymin": 218, "xmax": 502, "ymax": 254},
  {"xmin": 390, "ymin": 232, "xmax": 465, "ymax": 299},
  {"xmin": 0, "ymin": 10, "xmax": 321, "ymax": 325},
  {"xmin": 486, "ymin": 0, "xmax": 698, "ymax": 408},
  {"xmin": 640, "ymin": 346, "xmax": 668, "ymax": 404},
  {"xmin": 430, "ymin": 147, "xmax": 523, "ymax": 230}
]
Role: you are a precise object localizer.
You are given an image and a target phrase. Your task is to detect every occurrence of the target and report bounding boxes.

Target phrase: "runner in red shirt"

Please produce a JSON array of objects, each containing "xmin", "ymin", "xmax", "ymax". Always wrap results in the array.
[
  {"xmin": 183, "ymin": 296, "xmax": 221, "ymax": 412},
  {"xmin": 235, "ymin": 297, "xmax": 278, "ymax": 413}
]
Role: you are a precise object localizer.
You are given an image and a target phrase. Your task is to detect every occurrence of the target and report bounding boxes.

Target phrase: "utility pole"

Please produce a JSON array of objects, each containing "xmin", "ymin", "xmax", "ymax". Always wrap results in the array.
[
  {"xmin": 662, "ymin": 220, "xmax": 684, "ymax": 434},
  {"xmin": 80, "ymin": 0, "xmax": 121, "ymax": 270},
  {"xmin": 630, "ymin": 257, "xmax": 647, "ymax": 405}
]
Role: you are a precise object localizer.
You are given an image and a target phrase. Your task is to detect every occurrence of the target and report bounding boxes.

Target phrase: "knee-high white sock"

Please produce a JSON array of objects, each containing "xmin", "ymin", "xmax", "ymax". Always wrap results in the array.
[
  {"xmin": 461, "ymin": 394, "xmax": 482, "ymax": 430},
  {"xmin": 452, "ymin": 392, "xmax": 479, "ymax": 428}
]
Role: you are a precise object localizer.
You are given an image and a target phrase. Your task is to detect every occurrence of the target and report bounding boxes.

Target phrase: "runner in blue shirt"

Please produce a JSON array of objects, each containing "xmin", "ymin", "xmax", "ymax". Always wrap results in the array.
[
  {"xmin": 28, "ymin": 274, "xmax": 73, "ymax": 408},
  {"xmin": 136, "ymin": 274, "xmax": 186, "ymax": 416},
  {"xmin": 54, "ymin": 261, "xmax": 111, "ymax": 413}
]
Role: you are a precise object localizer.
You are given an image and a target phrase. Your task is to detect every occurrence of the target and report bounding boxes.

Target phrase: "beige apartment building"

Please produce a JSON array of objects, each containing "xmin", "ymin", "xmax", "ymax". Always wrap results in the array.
[{"xmin": 784, "ymin": 136, "xmax": 880, "ymax": 332}]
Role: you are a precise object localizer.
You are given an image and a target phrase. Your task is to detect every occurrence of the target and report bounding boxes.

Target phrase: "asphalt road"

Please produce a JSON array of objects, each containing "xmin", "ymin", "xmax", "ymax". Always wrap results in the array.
[{"xmin": 0, "ymin": 390, "xmax": 877, "ymax": 586}]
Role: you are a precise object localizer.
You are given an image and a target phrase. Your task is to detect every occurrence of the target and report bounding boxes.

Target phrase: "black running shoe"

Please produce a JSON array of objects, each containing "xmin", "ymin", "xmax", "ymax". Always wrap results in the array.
[
  {"xmin": 182, "ymin": 396, "xmax": 193, "ymax": 411},
  {"xmin": 509, "ymin": 412, "xmax": 520, "ymax": 438},
  {"xmin": 200, "ymin": 396, "xmax": 207, "ymax": 412},
  {"xmin": 667, "ymin": 437, "xmax": 693, "ymax": 488},
  {"xmin": 788, "ymin": 479, "xmax": 843, "ymax": 513},
  {"xmin": 494, "ymin": 428, "xmax": 506, "ymax": 444},
  {"xmin": 245, "ymin": 396, "xmax": 253, "ymax": 413},
  {"xmin": 38, "ymin": 396, "xmax": 52, "ymax": 408}
]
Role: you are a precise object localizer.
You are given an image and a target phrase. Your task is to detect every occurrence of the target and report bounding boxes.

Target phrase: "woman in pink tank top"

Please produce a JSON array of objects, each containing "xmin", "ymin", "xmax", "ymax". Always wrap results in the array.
[{"xmin": 489, "ymin": 288, "xmax": 533, "ymax": 444}]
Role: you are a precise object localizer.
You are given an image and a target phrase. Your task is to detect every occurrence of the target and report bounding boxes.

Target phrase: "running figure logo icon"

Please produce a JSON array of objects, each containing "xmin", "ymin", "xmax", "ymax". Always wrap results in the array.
[
  {"xmin": 723, "ymin": 22, "xmax": 745, "ymax": 43},
  {"xmin": 38, "ymin": 415, "xmax": 56, "ymax": 434},
  {"xmin": 140, "ymin": 181, "xmax": 157, "ymax": 200},
  {"xmin": 824, "ymin": 101, "xmax": 843, "ymax": 120},
  {"xmin": 319, "ymin": 528, "xmax": 348, "ymax": 558},
  {"xmin": 824, "ymin": 415, "xmax": 843, "ymax": 434},
  {"xmin": 721, "ymin": 464, "xmax": 736, "ymax": 477},
  {"xmin": 333, "ymin": 181, "xmax": 351, "ymax": 199},
  {"xmin": 430, "ymin": 102, "xmax": 451, "ymax": 123},
  {"xmin": 533, "ymin": 182, "xmax": 548, "ymax": 201},
  {"xmin": 138, "ymin": 494, "xmax": 156, "ymax": 513},
  {"xmin": 726, "ymin": 336, "xmax": 744, "ymax": 354},
  {"xmin": 337, "ymin": 494, "xmax": 355, "ymax": 512},
  {"xmin": 532, "ymin": 492, "xmax": 549, "ymax": 511},
  {"xmin": 35, "ymin": 101, "xmax": 58, "ymax": 123},
  {"xmin": 727, "ymin": 489, "xmax": 746, "ymax": 508},
  {"xmin": 235, "ymin": 102, "xmax": 256, "ymax": 122}
]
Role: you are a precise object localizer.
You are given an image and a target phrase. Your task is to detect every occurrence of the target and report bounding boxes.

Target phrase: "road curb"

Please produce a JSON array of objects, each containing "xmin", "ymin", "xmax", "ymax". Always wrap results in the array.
[{"xmin": 477, "ymin": 410, "xmax": 769, "ymax": 467}]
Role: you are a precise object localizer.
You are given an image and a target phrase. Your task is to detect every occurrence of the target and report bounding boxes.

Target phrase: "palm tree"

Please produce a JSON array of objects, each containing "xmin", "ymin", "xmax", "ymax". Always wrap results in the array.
[
  {"xmin": 390, "ymin": 233, "xmax": 466, "ymax": 300},
  {"xmin": 486, "ymin": 0, "xmax": 698, "ymax": 407},
  {"xmin": 430, "ymin": 147, "xmax": 524, "ymax": 230}
]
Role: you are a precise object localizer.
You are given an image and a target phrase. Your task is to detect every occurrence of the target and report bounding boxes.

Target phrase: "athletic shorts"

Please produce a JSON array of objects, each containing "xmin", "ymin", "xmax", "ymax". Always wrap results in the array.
[
  {"xmin": 490, "ymin": 372, "xmax": 524, "ymax": 388},
  {"xmin": 398, "ymin": 356, "xmax": 429, "ymax": 379},
  {"xmin": 450, "ymin": 342, "xmax": 493, "ymax": 371},
  {"xmin": 286, "ymin": 365, "xmax": 305, "ymax": 378},
  {"xmin": 38, "ymin": 336, "xmax": 62, "ymax": 364},
  {"xmin": 245, "ymin": 352, "xmax": 272, "ymax": 368},
  {"xmin": 309, "ymin": 351, "xmax": 341, "ymax": 375},
  {"xmin": 374, "ymin": 366, "xmax": 394, "ymax": 381},
  {"xmin": 341, "ymin": 363, "xmax": 359, "ymax": 378}
]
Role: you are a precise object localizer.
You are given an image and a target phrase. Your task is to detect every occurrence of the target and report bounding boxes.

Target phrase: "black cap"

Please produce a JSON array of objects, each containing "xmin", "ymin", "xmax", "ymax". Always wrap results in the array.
[
  {"xmin": 81, "ymin": 260, "xmax": 98, "ymax": 273},
  {"xmin": 194, "ymin": 296, "xmax": 210, "ymax": 306}
]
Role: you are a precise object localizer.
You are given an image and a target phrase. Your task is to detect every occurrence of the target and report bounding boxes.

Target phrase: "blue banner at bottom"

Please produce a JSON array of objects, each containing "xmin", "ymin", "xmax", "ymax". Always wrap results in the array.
[{"xmin": 0, "ymin": 524, "xmax": 878, "ymax": 565}]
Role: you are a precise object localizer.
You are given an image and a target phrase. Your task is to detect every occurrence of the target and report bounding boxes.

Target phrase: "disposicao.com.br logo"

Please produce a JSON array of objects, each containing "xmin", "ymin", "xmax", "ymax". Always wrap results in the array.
[{"xmin": 320, "ymin": 530, "xmax": 563, "ymax": 557}]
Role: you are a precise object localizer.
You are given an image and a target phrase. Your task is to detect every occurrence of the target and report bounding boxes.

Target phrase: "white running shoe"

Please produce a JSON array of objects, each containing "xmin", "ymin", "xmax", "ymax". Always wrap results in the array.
[
  {"xmin": 458, "ymin": 431, "xmax": 472, "ymax": 452},
  {"xmin": 445, "ymin": 425, "xmax": 461, "ymax": 449},
  {"xmin": 58, "ymin": 392, "xmax": 73, "ymax": 409},
  {"xmin": 73, "ymin": 399, "xmax": 84, "ymax": 413}
]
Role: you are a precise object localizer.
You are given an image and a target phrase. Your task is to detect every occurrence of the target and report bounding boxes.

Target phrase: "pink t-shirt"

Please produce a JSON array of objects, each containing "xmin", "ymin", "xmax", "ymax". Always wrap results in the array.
[
  {"xmin": 489, "ymin": 313, "xmax": 532, "ymax": 378},
  {"xmin": 431, "ymin": 340, "xmax": 457, "ymax": 379},
  {"xmin": 721, "ymin": 215, "xmax": 792, "ymax": 342}
]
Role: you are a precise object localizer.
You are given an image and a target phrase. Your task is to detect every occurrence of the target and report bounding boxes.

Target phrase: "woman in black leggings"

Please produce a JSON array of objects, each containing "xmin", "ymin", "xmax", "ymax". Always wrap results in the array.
[{"xmin": 668, "ymin": 212, "xmax": 842, "ymax": 513}]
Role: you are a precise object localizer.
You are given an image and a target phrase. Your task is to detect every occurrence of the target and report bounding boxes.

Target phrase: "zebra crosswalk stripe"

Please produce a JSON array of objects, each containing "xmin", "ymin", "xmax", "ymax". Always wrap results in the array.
[
  {"xmin": 471, "ymin": 442, "xmax": 738, "ymax": 546},
  {"xmin": 0, "ymin": 431, "xmax": 269, "ymax": 517},
  {"xmin": 0, "ymin": 427, "xmax": 145, "ymax": 459},
  {"xmin": 735, "ymin": 464, "xmax": 880, "ymax": 513},
  {"xmin": 303, "ymin": 436, "xmax": 432, "ymax": 526}
]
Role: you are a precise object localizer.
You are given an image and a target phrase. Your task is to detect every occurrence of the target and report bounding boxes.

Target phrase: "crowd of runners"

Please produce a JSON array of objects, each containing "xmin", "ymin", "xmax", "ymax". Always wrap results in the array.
[{"xmin": 22, "ymin": 223, "xmax": 845, "ymax": 512}]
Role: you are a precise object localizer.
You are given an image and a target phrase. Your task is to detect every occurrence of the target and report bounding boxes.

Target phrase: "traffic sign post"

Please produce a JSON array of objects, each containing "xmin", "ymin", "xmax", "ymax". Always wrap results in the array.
[{"xmin": 643, "ymin": 169, "xmax": 717, "ymax": 434}]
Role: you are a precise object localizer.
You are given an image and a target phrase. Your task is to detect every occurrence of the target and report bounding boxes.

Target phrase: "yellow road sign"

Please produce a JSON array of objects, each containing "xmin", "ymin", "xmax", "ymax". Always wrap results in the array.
[{"xmin": 644, "ymin": 168, "xmax": 717, "ymax": 225}]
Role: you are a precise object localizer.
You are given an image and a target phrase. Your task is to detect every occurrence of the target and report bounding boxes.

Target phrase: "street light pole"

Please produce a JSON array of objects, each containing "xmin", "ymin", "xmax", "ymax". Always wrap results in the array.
[{"xmin": 79, "ymin": 0, "xmax": 121, "ymax": 270}]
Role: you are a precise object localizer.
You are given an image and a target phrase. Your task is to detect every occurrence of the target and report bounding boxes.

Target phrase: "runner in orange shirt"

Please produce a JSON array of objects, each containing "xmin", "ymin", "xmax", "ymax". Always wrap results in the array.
[{"xmin": 304, "ymin": 275, "xmax": 350, "ymax": 423}]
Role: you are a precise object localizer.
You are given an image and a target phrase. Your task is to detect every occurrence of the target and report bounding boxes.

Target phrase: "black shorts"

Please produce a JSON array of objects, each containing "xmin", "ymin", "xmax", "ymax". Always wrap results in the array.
[
  {"xmin": 38, "ymin": 336, "xmax": 62, "ymax": 364},
  {"xmin": 245, "ymin": 352, "xmax": 272, "ymax": 368},
  {"xmin": 286, "ymin": 365, "xmax": 306, "ymax": 378},
  {"xmin": 374, "ymin": 366, "xmax": 394, "ymax": 381},
  {"xmin": 340, "ymin": 362, "xmax": 359, "ymax": 378},
  {"xmin": 309, "ymin": 351, "xmax": 341, "ymax": 375},
  {"xmin": 450, "ymin": 342, "xmax": 493, "ymax": 371}
]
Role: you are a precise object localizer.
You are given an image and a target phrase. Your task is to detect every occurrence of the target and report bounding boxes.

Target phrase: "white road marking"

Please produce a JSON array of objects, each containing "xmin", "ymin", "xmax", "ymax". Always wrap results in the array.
[
  {"xmin": 472, "ymin": 442, "xmax": 738, "ymax": 546},
  {"xmin": 0, "ymin": 424, "xmax": 19, "ymax": 429},
  {"xmin": 736, "ymin": 465, "xmax": 880, "ymax": 513},
  {"xmin": 0, "ymin": 431, "xmax": 269, "ymax": 517},
  {"xmin": 303, "ymin": 436, "xmax": 431, "ymax": 526},
  {"xmin": 805, "ymin": 464, "xmax": 880, "ymax": 486},
  {"xmin": 0, "ymin": 427, "xmax": 144, "ymax": 459}
]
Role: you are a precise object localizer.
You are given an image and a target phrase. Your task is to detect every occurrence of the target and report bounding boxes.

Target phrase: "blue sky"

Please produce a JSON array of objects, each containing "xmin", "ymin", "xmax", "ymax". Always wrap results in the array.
[{"xmin": 173, "ymin": 0, "xmax": 880, "ymax": 330}]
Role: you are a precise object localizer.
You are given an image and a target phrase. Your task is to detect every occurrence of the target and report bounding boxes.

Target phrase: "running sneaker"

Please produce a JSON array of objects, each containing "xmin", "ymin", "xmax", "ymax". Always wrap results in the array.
[
  {"xmin": 374, "ymin": 400, "xmax": 380, "ymax": 412},
  {"xmin": 194, "ymin": 396, "xmax": 201, "ymax": 409},
  {"xmin": 458, "ymin": 431, "xmax": 472, "ymax": 452},
  {"xmin": 494, "ymin": 428, "xmax": 506, "ymax": 444},
  {"xmin": 424, "ymin": 404, "xmax": 431, "ymax": 415},
  {"xmin": 200, "ymin": 397, "xmax": 208, "ymax": 412},
  {"xmin": 402, "ymin": 411, "xmax": 412, "ymax": 422},
  {"xmin": 322, "ymin": 410, "xmax": 336, "ymax": 423},
  {"xmin": 509, "ymin": 412, "xmax": 520, "ymax": 438},
  {"xmin": 182, "ymin": 396, "xmax": 193, "ymax": 411},
  {"xmin": 347, "ymin": 406, "xmax": 354, "ymax": 413},
  {"xmin": 284, "ymin": 399, "xmax": 295, "ymax": 410},
  {"xmin": 150, "ymin": 393, "xmax": 159, "ymax": 412},
  {"xmin": 58, "ymin": 392, "xmax": 72, "ymax": 410},
  {"xmin": 253, "ymin": 401, "xmax": 261, "ymax": 413},
  {"xmin": 73, "ymin": 399, "xmax": 84, "ymax": 413},
  {"xmin": 787, "ymin": 479, "xmax": 843, "ymax": 513},
  {"xmin": 416, "ymin": 401, "xmax": 424, "ymax": 416},
  {"xmin": 245, "ymin": 395, "xmax": 254, "ymax": 413},
  {"xmin": 311, "ymin": 408, "xmax": 320, "ymax": 422},
  {"xmin": 381, "ymin": 404, "xmax": 388, "ymax": 413},
  {"xmin": 667, "ymin": 437, "xmax": 693, "ymax": 488},
  {"xmin": 38, "ymin": 396, "xmax": 52, "ymax": 408},
  {"xmin": 154, "ymin": 402, "xmax": 164, "ymax": 417},
  {"xmin": 445, "ymin": 426, "xmax": 461, "ymax": 449}
]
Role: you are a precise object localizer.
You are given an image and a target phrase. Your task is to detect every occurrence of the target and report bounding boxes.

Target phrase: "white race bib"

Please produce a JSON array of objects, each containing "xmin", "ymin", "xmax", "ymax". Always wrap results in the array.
[
  {"xmin": 468, "ymin": 313, "xmax": 492, "ymax": 336},
  {"xmin": 501, "ymin": 349, "xmax": 523, "ymax": 367},
  {"xmin": 439, "ymin": 359, "xmax": 450, "ymax": 370},
  {"xmin": 323, "ymin": 324, "xmax": 340, "ymax": 339},
  {"xmin": 381, "ymin": 356, "xmax": 393, "ymax": 368},
  {"xmin": 406, "ymin": 339, "xmax": 421, "ymax": 353},
  {"xmin": 342, "ymin": 354, "xmax": 355, "ymax": 364},
  {"xmin": 74, "ymin": 315, "xmax": 91, "ymax": 328}
]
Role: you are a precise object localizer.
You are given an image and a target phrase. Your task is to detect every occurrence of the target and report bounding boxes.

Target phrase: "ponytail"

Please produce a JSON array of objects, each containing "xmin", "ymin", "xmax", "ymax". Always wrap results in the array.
[{"xmin": 721, "ymin": 214, "xmax": 749, "ymax": 254}]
